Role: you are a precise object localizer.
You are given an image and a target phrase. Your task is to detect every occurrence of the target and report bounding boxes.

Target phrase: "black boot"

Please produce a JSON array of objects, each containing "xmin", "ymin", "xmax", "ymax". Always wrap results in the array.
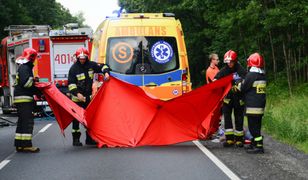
[
  {"xmin": 234, "ymin": 135, "xmax": 244, "ymax": 148},
  {"xmin": 72, "ymin": 132, "xmax": 83, "ymax": 146},
  {"xmin": 246, "ymin": 137, "xmax": 264, "ymax": 154},
  {"xmin": 223, "ymin": 134, "xmax": 234, "ymax": 147},
  {"xmin": 85, "ymin": 131, "xmax": 97, "ymax": 145}
]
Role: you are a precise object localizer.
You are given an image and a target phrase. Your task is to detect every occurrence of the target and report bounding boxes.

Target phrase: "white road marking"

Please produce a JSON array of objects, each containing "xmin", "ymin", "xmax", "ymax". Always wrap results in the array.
[
  {"xmin": 0, "ymin": 160, "xmax": 11, "ymax": 170},
  {"xmin": 0, "ymin": 122, "xmax": 53, "ymax": 171},
  {"xmin": 39, "ymin": 123, "xmax": 52, "ymax": 133},
  {"xmin": 193, "ymin": 140, "xmax": 241, "ymax": 180}
]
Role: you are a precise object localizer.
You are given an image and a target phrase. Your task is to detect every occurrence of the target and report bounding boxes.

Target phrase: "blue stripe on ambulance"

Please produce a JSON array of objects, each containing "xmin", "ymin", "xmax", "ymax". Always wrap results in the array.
[{"xmin": 110, "ymin": 70, "xmax": 183, "ymax": 86}]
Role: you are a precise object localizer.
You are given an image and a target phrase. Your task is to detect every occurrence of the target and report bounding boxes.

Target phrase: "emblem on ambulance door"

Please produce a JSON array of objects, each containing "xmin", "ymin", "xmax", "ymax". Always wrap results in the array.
[{"xmin": 151, "ymin": 41, "xmax": 173, "ymax": 64}]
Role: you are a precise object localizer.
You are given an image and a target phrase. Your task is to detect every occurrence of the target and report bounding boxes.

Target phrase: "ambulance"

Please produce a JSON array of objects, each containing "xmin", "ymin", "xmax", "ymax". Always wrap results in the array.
[{"xmin": 91, "ymin": 13, "xmax": 192, "ymax": 100}]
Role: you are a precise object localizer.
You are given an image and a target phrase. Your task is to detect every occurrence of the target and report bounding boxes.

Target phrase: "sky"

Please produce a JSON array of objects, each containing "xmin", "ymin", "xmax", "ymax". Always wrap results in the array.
[{"xmin": 55, "ymin": 0, "xmax": 120, "ymax": 31}]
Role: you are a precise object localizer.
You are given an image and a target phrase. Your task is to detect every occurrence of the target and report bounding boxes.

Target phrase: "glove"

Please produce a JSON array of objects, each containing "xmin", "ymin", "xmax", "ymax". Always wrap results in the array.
[
  {"xmin": 77, "ymin": 93, "xmax": 86, "ymax": 102},
  {"xmin": 233, "ymin": 72, "xmax": 242, "ymax": 84},
  {"xmin": 233, "ymin": 73, "xmax": 241, "ymax": 81},
  {"xmin": 232, "ymin": 85, "xmax": 240, "ymax": 93}
]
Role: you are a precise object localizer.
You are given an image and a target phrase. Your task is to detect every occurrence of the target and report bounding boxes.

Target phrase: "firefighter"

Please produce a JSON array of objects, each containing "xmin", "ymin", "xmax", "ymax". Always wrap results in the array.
[
  {"xmin": 238, "ymin": 53, "xmax": 266, "ymax": 154},
  {"xmin": 206, "ymin": 53, "xmax": 220, "ymax": 84},
  {"xmin": 14, "ymin": 48, "xmax": 41, "ymax": 153},
  {"xmin": 68, "ymin": 47, "xmax": 110, "ymax": 146},
  {"xmin": 214, "ymin": 50, "xmax": 246, "ymax": 147}
]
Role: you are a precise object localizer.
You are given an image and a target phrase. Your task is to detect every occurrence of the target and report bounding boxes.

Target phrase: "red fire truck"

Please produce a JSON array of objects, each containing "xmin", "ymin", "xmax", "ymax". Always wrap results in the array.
[{"xmin": 0, "ymin": 24, "xmax": 92, "ymax": 114}]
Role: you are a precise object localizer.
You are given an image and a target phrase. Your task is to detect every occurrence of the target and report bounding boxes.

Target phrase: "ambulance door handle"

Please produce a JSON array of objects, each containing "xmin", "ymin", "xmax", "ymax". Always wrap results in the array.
[{"xmin": 145, "ymin": 82, "xmax": 157, "ymax": 87}]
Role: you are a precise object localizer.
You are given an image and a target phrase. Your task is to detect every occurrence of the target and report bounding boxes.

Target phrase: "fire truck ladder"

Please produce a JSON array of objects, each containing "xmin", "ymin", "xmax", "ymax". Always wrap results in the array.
[{"xmin": 4, "ymin": 25, "xmax": 51, "ymax": 37}]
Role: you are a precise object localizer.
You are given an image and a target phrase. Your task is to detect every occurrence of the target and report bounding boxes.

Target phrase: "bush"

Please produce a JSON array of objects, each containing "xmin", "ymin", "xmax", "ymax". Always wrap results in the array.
[{"xmin": 263, "ymin": 80, "xmax": 308, "ymax": 153}]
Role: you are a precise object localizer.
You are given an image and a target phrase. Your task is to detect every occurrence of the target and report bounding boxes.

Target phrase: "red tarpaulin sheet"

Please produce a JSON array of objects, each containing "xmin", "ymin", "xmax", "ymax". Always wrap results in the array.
[
  {"xmin": 36, "ymin": 83, "xmax": 86, "ymax": 132},
  {"xmin": 36, "ymin": 75, "xmax": 232, "ymax": 147}
]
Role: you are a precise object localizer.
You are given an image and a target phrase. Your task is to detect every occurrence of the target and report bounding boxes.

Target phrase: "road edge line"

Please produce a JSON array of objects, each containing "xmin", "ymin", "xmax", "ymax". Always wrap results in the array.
[
  {"xmin": 193, "ymin": 140, "xmax": 241, "ymax": 180},
  {"xmin": 0, "ymin": 160, "xmax": 11, "ymax": 170},
  {"xmin": 39, "ymin": 123, "xmax": 53, "ymax": 133}
]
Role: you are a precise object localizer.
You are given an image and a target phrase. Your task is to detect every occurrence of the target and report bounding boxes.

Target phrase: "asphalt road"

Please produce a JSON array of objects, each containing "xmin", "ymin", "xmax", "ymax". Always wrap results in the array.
[
  {"xmin": 0, "ymin": 114, "xmax": 236, "ymax": 180},
  {"xmin": 1, "ymin": 114, "xmax": 307, "ymax": 180}
]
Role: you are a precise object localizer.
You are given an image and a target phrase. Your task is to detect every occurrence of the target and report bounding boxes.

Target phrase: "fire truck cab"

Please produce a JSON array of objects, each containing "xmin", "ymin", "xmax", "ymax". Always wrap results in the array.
[{"xmin": 0, "ymin": 24, "xmax": 92, "ymax": 114}]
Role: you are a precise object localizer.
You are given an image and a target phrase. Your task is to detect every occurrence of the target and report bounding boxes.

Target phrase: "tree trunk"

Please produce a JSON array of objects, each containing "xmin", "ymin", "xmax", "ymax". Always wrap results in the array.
[
  {"xmin": 269, "ymin": 31, "xmax": 276, "ymax": 79},
  {"xmin": 283, "ymin": 41, "xmax": 292, "ymax": 96},
  {"xmin": 293, "ymin": 50, "xmax": 298, "ymax": 84}
]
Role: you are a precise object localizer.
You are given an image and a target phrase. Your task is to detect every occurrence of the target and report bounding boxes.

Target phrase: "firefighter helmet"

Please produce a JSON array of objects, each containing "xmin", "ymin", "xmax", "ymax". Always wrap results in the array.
[
  {"xmin": 16, "ymin": 48, "xmax": 38, "ymax": 64},
  {"xmin": 223, "ymin": 50, "xmax": 237, "ymax": 63},
  {"xmin": 247, "ymin": 53, "xmax": 264, "ymax": 68},
  {"xmin": 75, "ymin": 47, "xmax": 89, "ymax": 60}
]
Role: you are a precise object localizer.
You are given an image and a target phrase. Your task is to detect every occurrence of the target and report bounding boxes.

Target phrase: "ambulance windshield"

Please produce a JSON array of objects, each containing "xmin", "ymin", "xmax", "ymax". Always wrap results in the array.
[{"xmin": 106, "ymin": 37, "xmax": 179, "ymax": 74}]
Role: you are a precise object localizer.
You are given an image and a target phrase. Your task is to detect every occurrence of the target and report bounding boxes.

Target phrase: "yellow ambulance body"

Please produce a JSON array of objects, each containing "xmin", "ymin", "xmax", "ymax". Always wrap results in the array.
[{"xmin": 91, "ymin": 13, "xmax": 192, "ymax": 100}]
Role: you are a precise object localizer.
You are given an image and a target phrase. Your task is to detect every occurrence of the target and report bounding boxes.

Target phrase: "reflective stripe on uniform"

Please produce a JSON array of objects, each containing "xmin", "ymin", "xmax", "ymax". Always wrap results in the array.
[
  {"xmin": 246, "ymin": 107, "xmax": 264, "ymax": 115},
  {"xmin": 255, "ymin": 136, "xmax": 263, "ymax": 141},
  {"xmin": 76, "ymin": 73, "xmax": 85, "ymax": 81},
  {"xmin": 223, "ymin": 98, "xmax": 231, "ymax": 104},
  {"xmin": 14, "ymin": 74, "xmax": 19, "ymax": 86},
  {"xmin": 102, "ymin": 65, "xmax": 109, "ymax": 71},
  {"xmin": 225, "ymin": 129, "xmax": 234, "ymax": 135},
  {"xmin": 72, "ymin": 129, "xmax": 81, "ymax": 133},
  {"xmin": 24, "ymin": 77, "xmax": 33, "ymax": 88},
  {"xmin": 68, "ymin": 84, "xmax": 77, "ymax": 91},
  {"xmin": 15, "ymin": 133, "xmax": 32, "ymax": 140},
  {"xmin": 88, "ymin": 70, "xmax": 94, "ymax": 79},
  {"xmin": 13, "ymin": 96, "xmax": 33, "ymax": 103},
  {"xmin": 252, "ymin": 80, "xmax": 266, "ymax": 87},
  {"xmin": 234, "ymin": 130, "xmax": 244, "ymax": 136},
  {"xmin": 71, "ymin": 95, "xmax": 81, "ymax": 102},
  {"xmin": 240, "ymin": 100, "xmax": 245, "ymax": 106}
]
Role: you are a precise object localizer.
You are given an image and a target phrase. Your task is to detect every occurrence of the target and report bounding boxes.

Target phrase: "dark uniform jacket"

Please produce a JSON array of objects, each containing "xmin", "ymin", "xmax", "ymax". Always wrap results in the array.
[
  {"xmin": 68, "ymin": 60, "xmax": 109, "ymax": 103},
  {"xmin": 240, "ymin": 71, "xmax": 266, "ymax": 115},
  {"xmin": 214, "ymin": 63, "xmax": 247, "ymax": 103},
  {"xmin": 14, "ymin": 62, "xmax": 38, "ymax": 103}
]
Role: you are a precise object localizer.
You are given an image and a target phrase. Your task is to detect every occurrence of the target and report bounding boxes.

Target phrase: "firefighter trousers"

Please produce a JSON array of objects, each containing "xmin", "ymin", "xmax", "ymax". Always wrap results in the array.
[
  {"xmin": 14, "ymin": 102, "xmax": 35, "ymax": 147},
  {"xmin": 71, "ymin": 100, "xmax": 95, "ymax": 143},
  {"xmin": 72, "ymin": 101, "xmax": 88, "ymax": 132},
  {"xmin": 247, "ymin": 115, "xmax": 262, "ymax": 138},
  {"xmin": 222, "ymin": 99, "xmax": 244, "ymax": 142}
]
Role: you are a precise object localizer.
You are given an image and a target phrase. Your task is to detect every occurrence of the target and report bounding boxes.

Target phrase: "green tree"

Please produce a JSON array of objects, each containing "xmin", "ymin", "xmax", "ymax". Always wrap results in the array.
[
  {"xmin": 0, "ymin": 0, "xmax": 86, "ymax": 38},
  {"xmin": 119, "ymin": 0, "xmax": 308, "ymax": 90}
]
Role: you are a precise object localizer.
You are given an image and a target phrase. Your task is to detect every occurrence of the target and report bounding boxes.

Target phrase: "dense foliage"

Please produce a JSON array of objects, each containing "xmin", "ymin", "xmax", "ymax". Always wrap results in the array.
[
  {"xmin": 119, "ymin": 0, "xmax": 308, "ymax": 93},
  {"xmin": 0, "ymin": 0, "xmax": 85, "ymax": 38}
]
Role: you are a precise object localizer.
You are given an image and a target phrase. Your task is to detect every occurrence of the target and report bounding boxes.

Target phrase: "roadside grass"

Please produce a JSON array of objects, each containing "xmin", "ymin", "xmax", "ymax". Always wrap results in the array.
[{"xmin": 263, "ymin": 78, "xmax": 308, "ymax": 153}]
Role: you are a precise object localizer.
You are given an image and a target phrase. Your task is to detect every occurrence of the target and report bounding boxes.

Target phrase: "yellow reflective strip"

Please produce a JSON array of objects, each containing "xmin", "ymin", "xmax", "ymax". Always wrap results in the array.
[
  {"xmin": 88, "ymin": 71, "xmax": 94, "ymax": 79},
  {"xmin": 15, "ymin": 133, "xmax": 32, "ymax": 140},
  {"xmin": 225, "ymin": 131, "xmax": 234, "ymax": 135},
  {"xmin": 246, "ymin": 107, "xmax": 264, "ymax": 114},
  {"xmin": 24, "ymin": 77, "xmax": 34, "ymax": 88},
  {"xmin": 77, "ymin": 75, "xmax": 85, "ymax": 81},
  {"xmin": 240, "ymin": 100, "xmax": 245, "ymax": 106},
  {"xmin": 14, "ymin": 99, "xmax": 33, "ymax": 103},
  {"xmin": 252, "ymin": 80, "xmax": 266, "ymax": 87},
  {"xmin": 76, "ymin": 73, "xmax": 86, "ymax": 81},
  {"xmin": 68, "ymin": 84, "xmax": 77, "ymax": 91},
  {"xmin": 102, "ymin": 65, "xmax": 109, "ymax": 70},
  {"xmin": 234, "ymin": 131, "xmax": 244, "ymax": 136},
  {"xmin": 71, "ymin": 95, "xmax": 81, "ymax": 102},
  {"xmin": 15, "ymin": 133, "xmax": 22, "ymax": 140},
  {"xmin": 72, "ymin": 129, "xmax": 81, "ymax": 133},
  {"xmin": 223, "ymin": 98, "xmax": 231, "ymax": 104},
  {"xmin": 255, "ymin": 136, "xmax": 263, "ymax": 141}
]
